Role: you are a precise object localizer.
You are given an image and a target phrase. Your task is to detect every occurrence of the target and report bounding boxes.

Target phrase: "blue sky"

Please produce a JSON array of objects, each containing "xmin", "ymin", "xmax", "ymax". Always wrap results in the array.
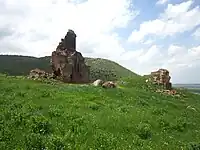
[
  {"xmin": 121, "ymin": 0, "xmax": 200, "ymax": 48},
  {"xmin": 0, "ymin": 0, "xmax": 200, "ymax": 83}
]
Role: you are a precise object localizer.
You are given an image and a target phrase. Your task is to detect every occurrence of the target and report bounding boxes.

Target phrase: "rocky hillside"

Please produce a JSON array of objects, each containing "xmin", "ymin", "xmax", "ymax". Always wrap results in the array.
[{"xmin": 0, "ymin": 55, "xmax": 138, "ymax": 81}]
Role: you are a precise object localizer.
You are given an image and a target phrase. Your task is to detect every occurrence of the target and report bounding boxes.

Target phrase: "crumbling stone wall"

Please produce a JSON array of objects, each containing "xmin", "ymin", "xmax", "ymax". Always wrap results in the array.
[
  {"xmin": 150, "ymin": 68, "xmax": 172, "ymax": 90},
  {"xmin": 29, "ymin": 68, "xmax": 49, "ymax": 79},
  {"xmin": 50, "ymin": 29, "xmax": 89, "ymax": 83}
]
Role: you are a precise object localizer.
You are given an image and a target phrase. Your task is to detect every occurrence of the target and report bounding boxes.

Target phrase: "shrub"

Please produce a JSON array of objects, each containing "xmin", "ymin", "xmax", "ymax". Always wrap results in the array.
[
  {"xmin": 48, "ymin": 105, "xmax": 64, "ymax": 118},
  {"xmin": 187, "ymin": 142, "xmax": 200, "ymax": 150},
  {"xmin": 136, "ymin": 123, "xmax": 152, "ymax": 140},
  {"xmin": 171, "ymin": 117, "xmax": 187, "ymax": 132},
  {"xmin": 30, "ymin": 115, "xmax": 53, "ymax": 135},
  {"xmin": 24, "ymin": 133, "xmax": 46, "ymax": 150}
]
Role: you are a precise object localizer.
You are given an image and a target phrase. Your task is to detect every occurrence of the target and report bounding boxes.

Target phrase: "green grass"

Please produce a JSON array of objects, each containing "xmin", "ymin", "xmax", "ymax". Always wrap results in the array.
[
  {"xmin": 85, "ymin": 57, "xmax": 138, "ymax": 81},
  {"xmin": 0, "ymin": 55, "xmax": 138, "ymax": 81},
  {"xmin": 1, "ymin": 74, "xmax": 200, "ymax": 149}
]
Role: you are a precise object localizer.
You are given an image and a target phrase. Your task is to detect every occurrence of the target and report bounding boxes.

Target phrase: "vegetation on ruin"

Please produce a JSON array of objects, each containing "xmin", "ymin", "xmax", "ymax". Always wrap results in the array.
[
  {"xmin": 1, "ymin": 74, "xmax": 200, "ymax": 149},
  {"xmin": 0, "ymin": 55, "xmax": 138, "ymax": 81}
]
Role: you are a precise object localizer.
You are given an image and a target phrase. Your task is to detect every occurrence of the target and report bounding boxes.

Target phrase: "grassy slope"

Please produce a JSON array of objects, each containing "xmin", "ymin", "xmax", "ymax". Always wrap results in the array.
[
  {"xmin": 85, "ymin": 57, "xmax": 138, "ymax": 81},
  {"xmin": 0, "ymin": 55, "xmax": 138, "ymax": 81},
  {"xmin": 1, "ymin": 74, "xmax": 200, "ymax": 149}
]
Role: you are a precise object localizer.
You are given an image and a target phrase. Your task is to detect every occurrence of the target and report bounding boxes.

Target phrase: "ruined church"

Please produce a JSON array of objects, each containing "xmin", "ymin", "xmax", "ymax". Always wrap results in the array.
[{"xmin": 50, "ymin": 29, "xmax": 90, "ymax": 83}]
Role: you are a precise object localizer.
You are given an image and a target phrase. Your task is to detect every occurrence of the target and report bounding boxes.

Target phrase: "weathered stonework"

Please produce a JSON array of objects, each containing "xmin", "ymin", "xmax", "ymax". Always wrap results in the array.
[
  {"xmin": 150, "ymin": 68, "xmax": 172, "ymax": 90},
  {"xmin": 102, "ymin": 81, "xmax": 117, "ymax": 88},
  {"xmin": 50, "ymin": 29, "xmax": 89, "ymax": 83},
  {"xmin": 29, "ymin": 68, "xmax": 49, "ymax": 79}
]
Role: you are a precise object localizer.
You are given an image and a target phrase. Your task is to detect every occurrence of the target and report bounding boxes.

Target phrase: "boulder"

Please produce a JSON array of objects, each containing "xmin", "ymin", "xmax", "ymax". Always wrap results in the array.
[
  {"xmin": 93, "ymin": 79, "xmax": 103, "ymax": 86},
  {"xmin": 102, "ymin": 81, "xmax": 116, "ymax": 88}
]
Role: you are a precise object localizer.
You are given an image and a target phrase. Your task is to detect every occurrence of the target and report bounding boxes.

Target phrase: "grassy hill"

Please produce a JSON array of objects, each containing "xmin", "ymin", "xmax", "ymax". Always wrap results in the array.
[
  {"xmin": 1, "ymin": 74, "xmax": 200, "ymax": 149},
  {"xmin": 0, "ymin": 55, "xmax": 138, "ymax": 81}
]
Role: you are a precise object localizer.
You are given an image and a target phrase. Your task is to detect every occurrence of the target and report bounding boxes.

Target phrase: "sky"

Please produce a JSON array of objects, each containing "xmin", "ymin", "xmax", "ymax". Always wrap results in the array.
[{"xmin": 0, "ymin": 0, "xmax": 200, "ymax": 83}]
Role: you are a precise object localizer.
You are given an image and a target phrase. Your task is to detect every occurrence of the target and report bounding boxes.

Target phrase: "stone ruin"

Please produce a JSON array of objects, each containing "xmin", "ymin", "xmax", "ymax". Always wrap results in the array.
[
  {"xmin": 50, "ymin": 29, "xmax": 90, "ymax": 83},
  {"xmin": 29, "ymin": 68, "xmax": 49, "ymax": 79},
  {"xmin": 150, "ymin": 68, "xmax": 172, "ymax": 90}
]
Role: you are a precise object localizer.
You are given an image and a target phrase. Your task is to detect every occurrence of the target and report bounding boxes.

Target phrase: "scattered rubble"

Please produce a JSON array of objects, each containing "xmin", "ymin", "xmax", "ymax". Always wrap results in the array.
[
  {"xmin": 93, "ymin": 79, "xmax": 103, "ymax": 86},
  {"xmin": 145, "ymin": 69, "xmax": 183, "ymax": 96},
  {"xmin": 29, "ymin": 68, "xmax": 50, "ymax": 79},
  {"xmin": 155, "ymin": 89, "xmax": 180, "ymax": 96},
  {"xmin": 92, "ymin": 79, "xmax": 117, "ymax": 88},
  {"xmin": 102, "ymin": 81, "xmax": 117, "ymax": 88},
  {"xmin": 50, "ymin": 29, "xmax": 90, "ymax": 83}
]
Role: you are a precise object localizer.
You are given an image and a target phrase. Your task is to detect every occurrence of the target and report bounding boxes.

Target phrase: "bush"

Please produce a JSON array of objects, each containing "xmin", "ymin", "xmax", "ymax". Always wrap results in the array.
[
  {"xmin": 136, "ymin": 123, "xmax": 152, "ymax": 140},
  {"xmin": 30, "ymin": 115, "xmax": 53, "ymax": 135},
  {"xmin": 187, "ymin": 142, "xmax": 200, "ymax": 150}
]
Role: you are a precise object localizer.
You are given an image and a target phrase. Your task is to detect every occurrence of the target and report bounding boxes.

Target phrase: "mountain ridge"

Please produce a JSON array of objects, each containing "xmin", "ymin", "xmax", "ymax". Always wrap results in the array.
[{"xmin": 0, "ymin": 55, "xmax": 138, "ymax": 81}]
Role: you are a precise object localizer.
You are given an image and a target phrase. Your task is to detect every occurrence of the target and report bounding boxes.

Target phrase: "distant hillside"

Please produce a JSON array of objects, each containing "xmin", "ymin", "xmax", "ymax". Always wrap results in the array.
[
  {"xmin": 173, "ymin": 84, "xmax": 200, "ymax": 94},
  {"xmin": 0, "ymin": 55, "xmax": 138, "ymax": 81}
]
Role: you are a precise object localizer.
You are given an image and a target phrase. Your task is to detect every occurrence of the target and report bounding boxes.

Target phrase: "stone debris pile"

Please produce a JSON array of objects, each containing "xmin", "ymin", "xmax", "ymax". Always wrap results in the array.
[
  {"xmin": 93, "ymin": 79, "xmax": 117, "ymax": 88},
  {"xmin": 29, "ymin": 68, "xmax": 49, "ymax": 79},
  {"xmin": 156, "ymin": 89, "xmax": 179, "ymax": 96},
  {"xmin": 102, "ymin": 81, "xmax": 117, "ymax": 88},
  {"xmin": 150, "ymin": 68, "xmax": 172, "ymax": 90},
  {"xmin": 50, "ymin": 29, "xmax": 90, "ymax": 83},
  {"xmin": 93, "ymin": 79, "xmax": 104, "ymax": 86}
]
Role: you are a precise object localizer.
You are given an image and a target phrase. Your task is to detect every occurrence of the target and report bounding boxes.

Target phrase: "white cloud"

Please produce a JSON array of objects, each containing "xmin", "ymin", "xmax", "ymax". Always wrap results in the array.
[
  {"xmin": 190, "ymin": 45, "xmax": 200, "ymax": 56},
  {"xmin": 192, "ymin": 27, "xmax": 200, "ymax": 38},
  {"xmin": 143, "ymin": 39, "xmax": 154, "ymax": 45},
  {"xmin": 0, "ymin": 0, "xmax": 138, "ymax": 57},
  {"xmin": 0, "ymin": 0, "xmax": 200, "ymax": 83},
  {"xmin": 168, "ymin": 45, "xmax": 186, "ymax": 56},
  {"xmin": 156, "ymin": 0, "xmax": 169, "ymax": 5},
  {"xmin": 128, "ymin": 0, "xmax": 200, "ymax": 43},
  {"xmin": 138, "ymin": 45, "xmax": 162, "ymax": 63},
  {"xmin": 120, "ymin": 44, "xmax": 200, "ymax": 83}
]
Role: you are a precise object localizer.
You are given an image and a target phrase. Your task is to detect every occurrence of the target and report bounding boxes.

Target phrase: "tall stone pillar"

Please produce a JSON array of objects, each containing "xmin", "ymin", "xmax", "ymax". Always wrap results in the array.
[
  {"xmin": 63, "ymin": 29, "xmax": 76, "ymax": 51},
  {"xmin": 51, "ymin": 29, "xmax": 89, "ymax": 83}
]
